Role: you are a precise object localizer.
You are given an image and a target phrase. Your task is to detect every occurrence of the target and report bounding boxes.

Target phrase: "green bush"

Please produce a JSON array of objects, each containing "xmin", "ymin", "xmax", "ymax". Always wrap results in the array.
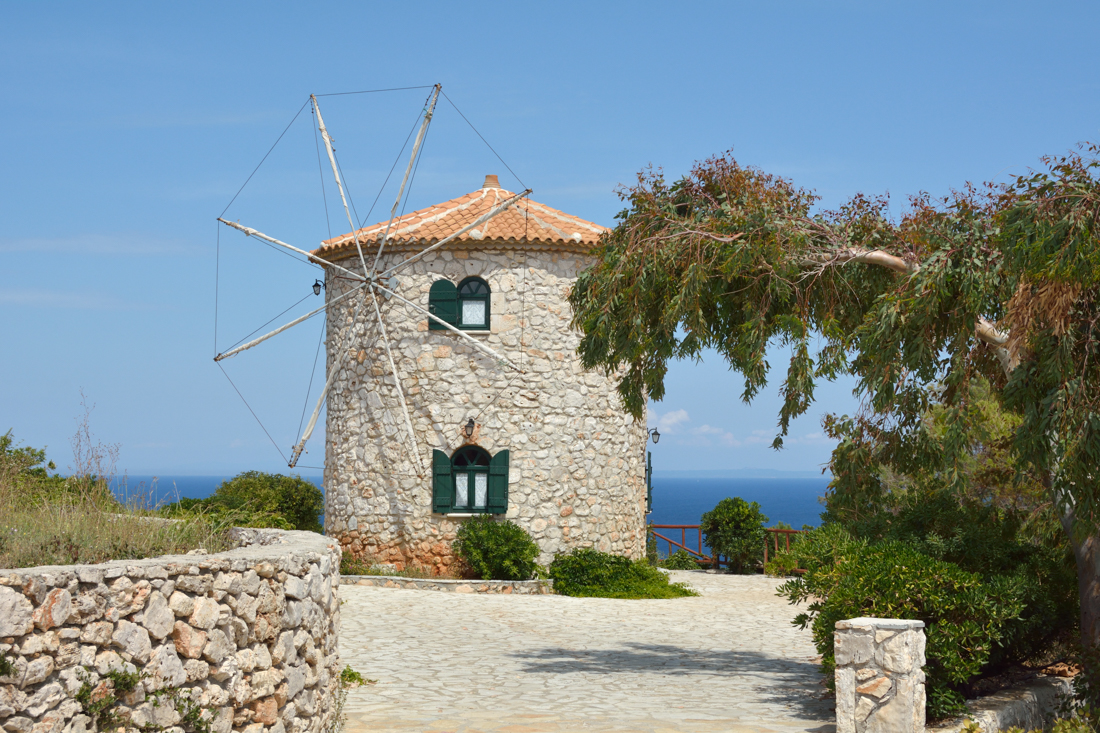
[
  {"xmin": 161, "ymin": 471, "xmax": 323, "ymax": 533},
  {"xmin": 661, "ymin": 549, "xmax": 702, "ymax": 570},
  {"xmin": 549, "ymin": 547, "xmax": 697, "ymax": 599},
  {"xmin": 700, "ymin": 497, "xmax": 768, "ymax": 573},
  {"xmin": 452, "ymin": 515, "xmax": 540, "ymax": 581},
  {"xmin": 778, "ymin": 528, "xmax": 1025, "ymax": 719}
]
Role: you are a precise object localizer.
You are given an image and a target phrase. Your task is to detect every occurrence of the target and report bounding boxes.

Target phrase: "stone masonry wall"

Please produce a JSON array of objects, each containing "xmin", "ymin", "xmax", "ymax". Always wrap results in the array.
[
  {"xmin": 0, "ymin": 529, "xmax": 341, "ymax": 733},
  {"xmin": 834, "ymin": 617, "xmax": 926, "ymax": 733},
  {"xmin": 323, "ymin": 245, "xmax": 648, "ymax": 571}
]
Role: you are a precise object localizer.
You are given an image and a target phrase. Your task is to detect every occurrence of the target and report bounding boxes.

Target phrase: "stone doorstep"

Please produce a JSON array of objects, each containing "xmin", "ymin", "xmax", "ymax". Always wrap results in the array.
[
  {"xmin": 928, "ymin": 676, "xmax": 1073, "ymax": 733},
  {"xmin": 341, "ymin": 574, "xmax": 553, "ymax": 593}
]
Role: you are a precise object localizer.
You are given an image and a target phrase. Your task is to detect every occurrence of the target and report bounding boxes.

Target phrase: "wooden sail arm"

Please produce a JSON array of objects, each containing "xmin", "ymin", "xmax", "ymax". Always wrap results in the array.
[
  {"xmin": 217, "ymin": 218, "xmax": 365, "ymax": 282},
  {"xmin": 215, "ymin": 283, "xmax": 365, "ymax": 362},
  {"xmin": 370, "ymin": 85, "xmax": 441, "ymax": 279}
]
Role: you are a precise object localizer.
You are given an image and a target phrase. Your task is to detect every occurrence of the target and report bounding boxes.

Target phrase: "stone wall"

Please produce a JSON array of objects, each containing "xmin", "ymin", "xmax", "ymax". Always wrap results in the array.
[
  {"xmin": 834, "ymin": 618, "xmax": 926, "ymax": 733},
  {"xmin": 323, "ymin": 244, "xmax": 648, "ymax": 571},
  {"xmin": 341, "ymin": 575, "xmax": 552, "ymax": 594},
  {"xmin": 0, "ymin": 528, "xmax": 341, "ymax": 733}
]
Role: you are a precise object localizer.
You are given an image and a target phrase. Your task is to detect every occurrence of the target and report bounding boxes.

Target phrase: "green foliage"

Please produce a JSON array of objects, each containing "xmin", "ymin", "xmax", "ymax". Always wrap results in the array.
[
  {"xmin": 340, "ymin": 665, "xmax": 373, "ymax": 687},
  {"xmin": 340, "ymin": 553, "xmax": 374, "ymax": 576},
  {"xmin": 161, "ymin": 470, "xmax": 323, "ymax": 533},
  {"xmin": 700, "ymin": 497, "xmax": 768, "ymax": 573},
  {"xmin": 1074, "ymin": 645, "xmax": 1100, "ymax": 712},
  {"xmin": 821, "ymin": 381, "xmax": 1079, "ymax": 670},
  {"xmin": 0, "ymin": 654, "xmax": 14, "ymax": 678},
  {"xmin": 1, "ymin": 429, "xmax": 113, "ymax": 508},
  {"xmin": 646, "ymin": 526, "xmax": 659, "ymax": 565},
  {"xmin": 661, "ymin": 549, "xmax": 702, "ymax": 570},
  {"xmin": 75, "ymin": 665, "xmax": 214, "ymax": 733},
  {"xmin": 778, "ymin": 527, "xmax": 1026, "ymax": 719},
  {"xmin": 452, "ymin": 515, "xmax": 540, "ymax": 581},
  {"xmin": 548, "ymin": 547, "xmax": 697, "ymax": 599},
  {"xmin": 2, "ymin": 428, "xmax": 231, "ymax": 568},
  {"xmin": 566, "ymin": 144, "xmax": 1100, "ymax": 663}
]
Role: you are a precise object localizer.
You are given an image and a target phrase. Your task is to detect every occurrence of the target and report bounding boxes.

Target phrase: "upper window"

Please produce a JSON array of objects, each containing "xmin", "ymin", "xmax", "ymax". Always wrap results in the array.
[
  {"xmin": 458, "ymin": 277, "xmax": 490, "ymax": 329},
  {"xmin": 432, "ymin": 446, "xmax": 509, "ymax": 514},
  {"xmin": 427, "ymin": 277, "xmax": 491, "ymax": 331}
]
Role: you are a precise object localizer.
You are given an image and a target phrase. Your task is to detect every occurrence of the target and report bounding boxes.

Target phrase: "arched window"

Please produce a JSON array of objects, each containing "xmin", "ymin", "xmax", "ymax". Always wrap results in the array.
[
  {"xmin": 431, "ymin": 446, "xmax": 509, "ymax": 514},
  {"xmin": 457, "ymin": 277, "xmax": 490, "ymax": 329},
  {"xmin": 427, "ymin": 277, "xmax": 491, "ymax": 331}
]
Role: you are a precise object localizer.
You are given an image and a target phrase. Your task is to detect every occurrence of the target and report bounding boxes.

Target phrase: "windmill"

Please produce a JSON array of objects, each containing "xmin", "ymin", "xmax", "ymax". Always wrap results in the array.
[{"xmin": 213, "ymin": 85, "xmax": 530, "ymax": 475}]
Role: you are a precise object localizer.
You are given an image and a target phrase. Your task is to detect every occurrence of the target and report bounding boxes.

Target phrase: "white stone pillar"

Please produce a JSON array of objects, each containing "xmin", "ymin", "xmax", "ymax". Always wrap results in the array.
[{"xmin": 835, "ymin": 618, "xmax": 926, "ymax": 733}]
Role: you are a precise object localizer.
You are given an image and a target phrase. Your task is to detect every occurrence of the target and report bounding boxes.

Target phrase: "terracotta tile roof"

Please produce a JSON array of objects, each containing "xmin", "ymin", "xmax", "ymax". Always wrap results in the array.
[{"xmin": 314, "ymin": 175, "xmax": 607, "ymax": 260}]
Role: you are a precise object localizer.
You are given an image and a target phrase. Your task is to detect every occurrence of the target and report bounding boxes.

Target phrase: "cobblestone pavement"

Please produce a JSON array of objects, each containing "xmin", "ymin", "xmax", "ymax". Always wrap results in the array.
[{"xmin": 339, "ymin": 571, "xmax": 835, "ymax": 733}]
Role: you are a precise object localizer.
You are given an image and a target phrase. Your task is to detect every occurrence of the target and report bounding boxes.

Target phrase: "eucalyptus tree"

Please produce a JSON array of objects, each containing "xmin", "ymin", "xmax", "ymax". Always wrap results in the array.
[{"xmin": 570, "ymin": 145, "xmax": 1100, "ymax": 648}]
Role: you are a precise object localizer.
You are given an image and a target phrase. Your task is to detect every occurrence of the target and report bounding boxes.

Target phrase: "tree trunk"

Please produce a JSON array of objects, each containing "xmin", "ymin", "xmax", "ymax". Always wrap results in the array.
[{"xmin": 1061, "ymin": 509, "xmax": 1100, "ymax": 649}]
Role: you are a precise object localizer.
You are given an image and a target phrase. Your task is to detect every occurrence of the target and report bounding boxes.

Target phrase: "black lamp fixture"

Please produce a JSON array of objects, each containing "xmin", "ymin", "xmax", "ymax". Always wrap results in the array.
[
  {"xmin": 313, "ymin": 279, "xmax": 325, "ymax": 296},
  {"xmin": 647, "ymin": 428, "xmax": 660, "ymax": 444},
  {"xmin": 464, "ymin": 418, "xmax": 476, "ymax": 438}
]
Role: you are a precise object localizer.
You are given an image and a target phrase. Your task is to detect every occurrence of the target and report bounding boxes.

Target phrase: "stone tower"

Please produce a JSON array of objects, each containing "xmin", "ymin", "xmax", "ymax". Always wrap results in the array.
[{"xmin": 314, "ymin": 175, "xmax": 647, "ymax": 573}]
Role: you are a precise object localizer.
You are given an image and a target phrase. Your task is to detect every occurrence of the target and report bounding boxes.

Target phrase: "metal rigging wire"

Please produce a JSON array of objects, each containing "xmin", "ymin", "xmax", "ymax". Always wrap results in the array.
[
  {"xmin": 440, "ymin": 90, "xmax": 528, "ymax": 191},
  {"xmin": 220, "ymin": 98, "xmax": 310, "ymax": 218}
]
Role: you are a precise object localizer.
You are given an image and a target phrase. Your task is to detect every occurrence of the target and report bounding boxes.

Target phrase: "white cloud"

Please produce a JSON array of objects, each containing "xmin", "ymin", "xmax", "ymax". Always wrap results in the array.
[
  {"xmin": 0, "ymin": 289, "xmax": 142, "ymax": 311},
  {"xmin": 0, "ymin": 233, "xmax": 194, "ymax": 256},
  {"xmin": 692, "ymin": 424, "xmax": 742, "ymax": 447},
  {"xmin": 651, "ymin": 408, "xmax": 690, "ymax": 434}
]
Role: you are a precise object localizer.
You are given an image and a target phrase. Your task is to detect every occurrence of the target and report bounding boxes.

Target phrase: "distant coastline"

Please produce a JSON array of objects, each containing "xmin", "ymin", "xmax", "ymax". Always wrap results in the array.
[{"xmin": 653, "ymin": 468, "xmax": 831, "ymax": 479}]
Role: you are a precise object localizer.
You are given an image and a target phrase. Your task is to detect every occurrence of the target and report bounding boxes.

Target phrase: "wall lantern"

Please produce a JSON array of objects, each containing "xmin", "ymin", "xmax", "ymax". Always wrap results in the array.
[
  {"xmin": 313, "ymin": 279, "xmax": 325, "ymax": 296},
  {"xmin": 648, "ymin": 428, "xmax": 660, "ymax": 444},
  {"xmin": 464, "ymin": 418, "xmax": 476, "ymax": 438}
]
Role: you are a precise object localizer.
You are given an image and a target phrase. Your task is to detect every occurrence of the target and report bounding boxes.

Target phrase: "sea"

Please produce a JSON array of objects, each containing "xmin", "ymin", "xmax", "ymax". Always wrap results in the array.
[{"xmin": 110, "ymin": 472, "xmax": 829, "ymax": 556}]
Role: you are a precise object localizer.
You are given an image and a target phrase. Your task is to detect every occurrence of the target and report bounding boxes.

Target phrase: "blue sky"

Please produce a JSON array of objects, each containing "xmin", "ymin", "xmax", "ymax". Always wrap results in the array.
[{"xmin": 1, "ymin": 2, "xmax": 1098, "ymax": 476}]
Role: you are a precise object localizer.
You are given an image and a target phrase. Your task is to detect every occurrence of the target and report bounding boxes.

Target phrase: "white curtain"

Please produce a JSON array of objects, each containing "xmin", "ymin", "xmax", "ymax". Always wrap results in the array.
[
  {"xmin": 474, "ymin": 473, "xmax": 487, "ymax": 507},
  {"xmin": 455, "ymin": 473, "xmax": 468, "ymax": 507},
  {"xmin": 462, "ymin": 300, "xmax": 486, "ymax": 327}
]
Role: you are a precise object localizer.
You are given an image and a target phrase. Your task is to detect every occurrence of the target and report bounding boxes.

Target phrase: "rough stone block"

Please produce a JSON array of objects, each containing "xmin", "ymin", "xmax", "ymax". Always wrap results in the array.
[
  {"xmin": 32, "ymin": 589, "xmax": 71, "ymax": 631},
  {"xmin": 168, "ymin": 591, "xmax": 194, "ymax": 617},
  {"xmin": 142, "ymin": 591, "xmax": 175, "ymax": 640},
  {"xmin": 145, "ymin": 644, "xmax": 187, "ymax": 691},
  {"xmin": 202, "ymin": 629, "xmax": 233, "ymax": 664},
  {"xmin": 172, "ymin": 621, "xmax": 207, "ymax": 660},
  {"xmin": 112, "ymin": 620, "xmax": 152, "ymax": 664},
  {"xmin": 834, "ymin": 631, "xmax": 873, "ymax": 666},
  {"xmin": 189, "ymin": 598, "xmax": 220, "ymax": 631}
]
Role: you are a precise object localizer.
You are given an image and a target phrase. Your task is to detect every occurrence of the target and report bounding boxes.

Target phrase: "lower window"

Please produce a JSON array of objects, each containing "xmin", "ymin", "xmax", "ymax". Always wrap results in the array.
[{"xmin": 432, "ymin": 446, "xmax": 509, "ymax": 514}]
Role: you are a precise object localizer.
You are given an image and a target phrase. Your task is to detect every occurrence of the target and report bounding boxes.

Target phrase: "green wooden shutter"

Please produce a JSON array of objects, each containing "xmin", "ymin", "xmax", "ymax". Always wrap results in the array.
[
  {"xmin": 432, "ymin": 449, "xmax": 453, "ymax": 513},
  {"xmin": 428, "ymin": 280, "xmax": 458, "ymax": 331},
  {"xmin": 646, "ymin": 451, "xmax": 653, "ymax": 514},
  {"xmin": 487, "ymin": 450, "xmax": 509, "ymax": 514}
]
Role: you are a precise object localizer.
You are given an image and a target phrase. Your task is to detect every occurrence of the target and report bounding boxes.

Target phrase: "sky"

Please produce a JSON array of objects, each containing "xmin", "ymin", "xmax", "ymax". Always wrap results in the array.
[{"xmin": 1, "ymin": 2, "xmax": 1098, "ymax": 476}]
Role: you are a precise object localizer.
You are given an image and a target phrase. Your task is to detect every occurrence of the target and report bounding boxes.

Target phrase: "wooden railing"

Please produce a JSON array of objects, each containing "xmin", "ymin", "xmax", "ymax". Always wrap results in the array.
[
  {"xmin": 763, "ymin": 528, "xmax": 804, "ymax": 564},
  {"xmin": 649, "ymin": 524, "xmax": 807, "ymax": 569},
  {"xmin": 649, "ymin": 524, "xmax": 715, "ymax": 567}
]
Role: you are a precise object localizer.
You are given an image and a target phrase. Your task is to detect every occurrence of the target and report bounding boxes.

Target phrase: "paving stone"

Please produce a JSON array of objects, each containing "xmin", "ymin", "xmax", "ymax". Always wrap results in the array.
[{"xmin": 339, "ymin": 572, "xmax": 833, "ymax": 733}]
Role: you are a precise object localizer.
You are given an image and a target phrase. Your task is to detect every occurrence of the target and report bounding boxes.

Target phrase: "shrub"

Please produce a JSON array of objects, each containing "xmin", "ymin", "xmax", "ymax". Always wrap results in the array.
[
  {"xmin": 549, "ymin": 547, "xmax": 697, "ymax": 599},
  {"xmin": 661, "ymin": 549, "xmax": 702, "ymax": 570},
  {"xmin": 2, "ymin": 427, "xmax": 232, "ymax": 568},
  {"xmin": 452, "ymin": 515, "xmax": 540, "ymax": 581},
  {"xmin": 210, "ymin": 471, "xmax": 324, "ymax": 532},
  {"xmin": 778, "ymin": 529, "xmax": 1025, "ymax": 719},
  {"xmin": 700, "ymin": 497, "xmax": 768, "ymax": 573},
  {"xmin": 161, "ymin": 471, "xmax": 323, "ymax": 533}
]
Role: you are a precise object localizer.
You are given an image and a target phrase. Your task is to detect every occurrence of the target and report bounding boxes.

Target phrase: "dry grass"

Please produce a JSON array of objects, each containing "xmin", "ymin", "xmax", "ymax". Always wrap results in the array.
[{"xmin": 0, "ymin": 401, "xmax": 234, "ymax": 569}]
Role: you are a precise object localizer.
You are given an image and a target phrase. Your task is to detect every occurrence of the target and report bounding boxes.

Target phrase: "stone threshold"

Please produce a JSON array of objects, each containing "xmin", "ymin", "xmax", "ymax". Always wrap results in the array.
[
  {"xmin": 929, "ymin": 675, "xmax": 1073, "ymax": 732},
  {"xmin": 341, "ymin": 574, "xmax": 553, "ymax": 594}
]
